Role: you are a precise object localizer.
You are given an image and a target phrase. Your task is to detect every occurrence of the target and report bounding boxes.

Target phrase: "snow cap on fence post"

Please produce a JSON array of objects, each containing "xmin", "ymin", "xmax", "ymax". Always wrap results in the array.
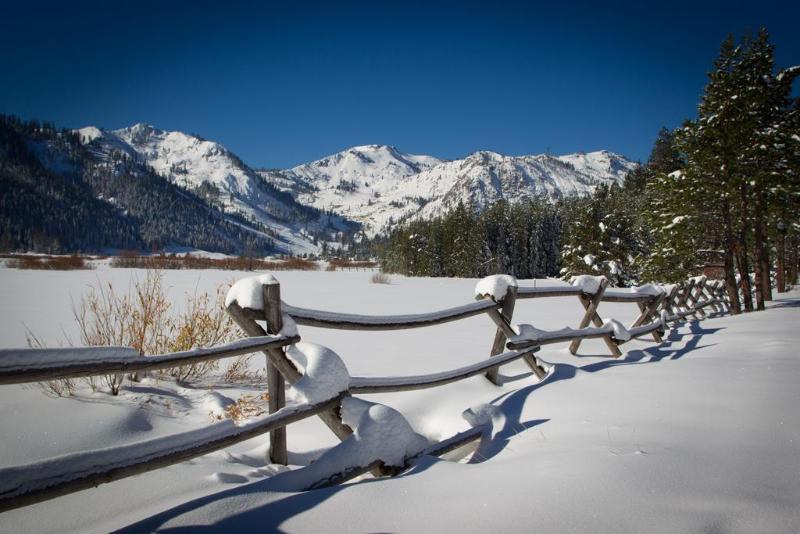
[
  {"xmin": 225, "ymin": 274, "xmax": 279, "ymax": 310},
  {"xmin": 474, "ymin": 275, "xmax": 518, "ymax": 302},
  {"xmin": 569, "ymin": 274, "xmax": 606, "ymax": 295}
]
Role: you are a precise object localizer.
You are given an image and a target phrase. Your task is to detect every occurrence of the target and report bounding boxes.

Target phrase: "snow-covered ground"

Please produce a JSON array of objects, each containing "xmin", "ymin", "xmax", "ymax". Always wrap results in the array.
[{"xmin": 0, "ymin": 266, "xmax": 798, "ymax": 532}]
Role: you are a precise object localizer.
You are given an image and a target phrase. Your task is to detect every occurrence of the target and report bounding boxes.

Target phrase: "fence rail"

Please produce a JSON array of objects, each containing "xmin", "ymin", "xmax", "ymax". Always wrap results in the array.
[{"xmin": 0, "ymin": 273, "xmax": 729, "ymax": 513}]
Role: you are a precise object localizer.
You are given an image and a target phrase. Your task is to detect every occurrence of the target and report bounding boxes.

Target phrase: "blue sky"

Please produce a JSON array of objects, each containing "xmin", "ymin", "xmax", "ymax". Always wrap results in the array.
[{"xmin": 2, "ymin": 0, "xmax": 798, "ymax": 168}]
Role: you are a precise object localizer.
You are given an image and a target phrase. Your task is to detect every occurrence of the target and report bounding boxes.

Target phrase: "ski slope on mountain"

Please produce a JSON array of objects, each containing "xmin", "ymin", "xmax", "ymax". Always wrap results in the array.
[{"xmin": 262, "ymin": 146, "xmax": 638, "ymax": 235}]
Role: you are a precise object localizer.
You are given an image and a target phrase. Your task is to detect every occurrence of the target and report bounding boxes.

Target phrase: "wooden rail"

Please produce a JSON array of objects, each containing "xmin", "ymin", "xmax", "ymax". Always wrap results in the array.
[{"xmin": 0, "ymin": 273, "xmax": 728, "ymax": 513}]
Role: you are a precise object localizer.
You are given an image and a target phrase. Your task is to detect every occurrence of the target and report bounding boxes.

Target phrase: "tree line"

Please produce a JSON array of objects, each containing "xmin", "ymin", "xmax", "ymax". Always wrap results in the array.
[{"xmin": 377, "ymin": 29, "xmax": 799, "ymax": 315}]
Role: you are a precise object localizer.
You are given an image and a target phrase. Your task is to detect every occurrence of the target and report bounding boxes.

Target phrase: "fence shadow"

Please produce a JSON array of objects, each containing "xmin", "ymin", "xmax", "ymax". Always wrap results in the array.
[{"xmin": 119, "ymin": 317, "xmax": 720, "ymax": 532}]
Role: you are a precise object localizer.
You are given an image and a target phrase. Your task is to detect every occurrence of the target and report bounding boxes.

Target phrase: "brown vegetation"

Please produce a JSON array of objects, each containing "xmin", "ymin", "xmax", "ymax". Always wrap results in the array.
[
  {"xmin": 6, "ymin": 254, "xmax": 92, "ymax": 270},
  {"xmin": 110, "ymin": 252, "xmax": 319, "ymax": 271}
]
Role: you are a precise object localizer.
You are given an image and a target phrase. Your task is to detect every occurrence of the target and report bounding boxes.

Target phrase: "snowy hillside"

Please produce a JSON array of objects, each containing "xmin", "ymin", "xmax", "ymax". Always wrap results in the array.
[
  {"xmin": 76, "ymin": 124, "xmax": 352, "ymax": 254},
  {"xmin": 75, "ymin": 123, "xmax": 637, "ymax": 245},
  {"xmin": 261, "ymin": 146, "xmax": 637, "ymax": 235}
]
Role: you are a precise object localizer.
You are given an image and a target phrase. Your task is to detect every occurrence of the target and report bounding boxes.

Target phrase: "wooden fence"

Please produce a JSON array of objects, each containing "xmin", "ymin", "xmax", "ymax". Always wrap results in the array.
[{"xmin": 0, "ymin": 274, "xmax": 728, "ymax": 512}]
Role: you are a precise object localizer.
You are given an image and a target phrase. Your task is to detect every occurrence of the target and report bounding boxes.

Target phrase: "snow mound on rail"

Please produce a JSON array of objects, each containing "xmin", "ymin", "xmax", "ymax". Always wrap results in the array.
[
  {"xmin": 225, "ymin": 274, "xmax": 279, "ymax": 310},
  {"xmin": 286, "ymin": 342, "xmax": 350, "ymax": 404},
  {"xmin": 569, "ymin": 274, "xmax": 605, "ymax": 294},
  {"xmin": 474, "ymin": 275, "xmax": 518, "ymax": 301}
]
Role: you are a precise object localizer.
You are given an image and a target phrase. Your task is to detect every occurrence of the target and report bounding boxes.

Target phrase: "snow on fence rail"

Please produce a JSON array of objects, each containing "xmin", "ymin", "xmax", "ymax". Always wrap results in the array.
[{"xmin": 0, "ymin": 273, "xmax": 729, "ymax": 513}]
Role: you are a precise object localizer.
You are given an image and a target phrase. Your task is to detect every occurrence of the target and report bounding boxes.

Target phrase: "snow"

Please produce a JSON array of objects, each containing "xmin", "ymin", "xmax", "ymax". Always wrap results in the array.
[
  {"xmin": 224, "ymin": 273, "xmax": 279, "ymax": 310},
  {"xmin": 285, "ymin": 342, "xmax": 350, "ymax": 404},
  {"xmin": 0, "ymin": 346, "xmax": 138, "ymax": 372},
  {"xmin": 602, "ymin": 318, "xmax": 632, "ymax": 341},
  {"xmin": 570, "ymin": 274, "xmax": 605, "ymax": 294},
  {"xmin": 474, "ymin": 274, "xmax": 518, "ymax": 301},
  {"xmin": 263, "ymin": 147, "xmax": 637, "ymax": 235},
  {"xmin": 0, "ymin": 265, "xmax": 799, "ymax": 532}
]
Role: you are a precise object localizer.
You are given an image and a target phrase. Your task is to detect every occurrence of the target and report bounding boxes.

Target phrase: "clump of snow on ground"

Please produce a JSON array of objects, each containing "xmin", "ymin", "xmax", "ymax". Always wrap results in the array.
[
  {"xmin": 569, "ymin": 274, "xmax": 605, "ymax": 294},
  {"xmin": 285, "ymin": 342, "xmax": 350, "ymax": 404},
  {"xmin": 224, "ymin": 274, "xmax": 279, "ymax": 310},
  {"xmin": 262, "ymin": 398, "xmax": 428, "ymax": 491},
  {"xmin": 474, "ymin": 274, "xmax": 518, "ymax": 301},
  {"xmin": 340, "ymin": 397, "xmax": 429, "ymax": 466}
]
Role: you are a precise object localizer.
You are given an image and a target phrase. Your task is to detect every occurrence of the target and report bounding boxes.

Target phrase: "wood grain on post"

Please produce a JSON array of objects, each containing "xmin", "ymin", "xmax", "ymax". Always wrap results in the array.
[
  {"xmin": 688, "ymin": 281, "xmax": 707, "ymax": 319},
  {"xmin": 630, "ymin": 293, "xmax": 665, "ymax": 342},
  {"xmin": 226, "ymin": 302, "xmax": 353, "ymax": 443},
  {"xmin": 486, "ymin": 286, "xmax": 517, "ymax": 385},
  {"xmin": 263, "ymin": 283, "xmax": 288, "ymax": 465},
  {"xmin": 569, "ymin": 278, "xmax": 620, "ymax": 356}
]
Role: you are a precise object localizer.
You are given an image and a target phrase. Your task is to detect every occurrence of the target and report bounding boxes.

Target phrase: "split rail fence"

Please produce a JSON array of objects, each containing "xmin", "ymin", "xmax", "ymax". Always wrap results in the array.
[{"xmin": 0, "ymin": 274, "xmax": 729, "ymax": 512}]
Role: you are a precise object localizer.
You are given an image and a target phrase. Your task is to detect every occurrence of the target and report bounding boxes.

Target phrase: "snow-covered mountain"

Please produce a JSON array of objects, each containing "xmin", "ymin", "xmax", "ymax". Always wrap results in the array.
[
  {"xmin": 75, "ymin": 124, "xmax": 351, "ymax": 253},
  {"xmin": 74, "ymin": 123, "xmax": 638, "ymax": 248},
  {"xmin": 261, "ymin": 146, "xmax": 638, "ymax": 235}
]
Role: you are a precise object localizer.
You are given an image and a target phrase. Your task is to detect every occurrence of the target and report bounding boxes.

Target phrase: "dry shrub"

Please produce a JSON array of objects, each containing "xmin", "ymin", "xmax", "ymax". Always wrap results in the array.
[
  {"xmin": 30, "ymin": 271, "xmax": 252, "ymax": 396},
  {"xmin": 24, "ymin": 330, "xmax": 78, "ymax": 397},
  {"xmin": 9, "ymin": 254, "xmax": 92, "ymax": 270},
  {"xmin": 110, "ymin": 254, "xmax": 319, "ymax": 271},
  {"xmin": 223, "ymin": 392, "xmax": 269, "ymax": 422},
  {"xmin": 223, "ymin": 354, "xmax": 257, "ymax": 382},
  {"xmin": 73, "ymin": 271, "xmax": 171, "ymax": 394},
  {"xmin": 328, "ymin": 258, "xmax": 379, "ymax": 271},
  {"xmin": 371, "ymin": 272, "xmax": 391, "ymax": 284},
  {"xmin": 164, "ymin": 286, "xmax": 237, "ymax": 383}
]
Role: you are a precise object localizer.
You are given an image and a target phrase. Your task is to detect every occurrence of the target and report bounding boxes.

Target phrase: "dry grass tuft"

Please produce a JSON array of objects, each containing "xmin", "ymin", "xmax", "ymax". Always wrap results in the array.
[
  {"xmin": 223, "ymin": 392, "xmax": 270, "ymax": 422},
  {"xmin": 371, "ymin": 272, "xmax": 391, "ymax": 284}
]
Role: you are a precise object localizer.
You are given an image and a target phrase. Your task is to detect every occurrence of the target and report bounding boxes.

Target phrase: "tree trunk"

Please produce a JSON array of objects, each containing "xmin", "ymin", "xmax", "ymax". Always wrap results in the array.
[
  {"xmin": 752, "ymin": 194, "xmax": 767, "ymax": 310},
  {"xmin": 788, "ymin": 233, "xmax": 798, "ymax": 288},
  {"xmin": 722, "ymin": 201, "xmax": 742, "ymax": 315},
  {"xmin": 737, "ymin": 184, "xmax": 753, "ymax": 312},
  {"xmin": 776, "ymin": 228, "xmax": 786, "ymax": 293}
]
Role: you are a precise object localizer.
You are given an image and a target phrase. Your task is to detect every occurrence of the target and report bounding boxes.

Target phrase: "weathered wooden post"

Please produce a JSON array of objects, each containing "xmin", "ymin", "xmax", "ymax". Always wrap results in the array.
[
  {"xmin": 226, "ymin": 276, "xmax": 355, "ymax": 466},
  {"xmin": 661, "ymin": 284, "xmax": 680, "ymax": 317},
  {"xmin": 263, "ymin": 283, "xmax": 288, "ymax": 465},
  {"xmin": 570, "ymin": 277, "xmax": 621, "ymax": 357},
  {"xmin": 631, "ymin": 292, "xmax": 666, "ymax": 342},
  {"xmin": 486, "ymin": 286, "xmax": 517, "ymax": 385},
  {"xmin": 687, "ymin": 278, "xmax": 707, "ymax": 319}
]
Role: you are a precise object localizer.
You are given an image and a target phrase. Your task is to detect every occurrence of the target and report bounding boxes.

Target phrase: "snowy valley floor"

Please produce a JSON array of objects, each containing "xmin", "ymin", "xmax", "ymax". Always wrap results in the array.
[{"xmin": 0, "ymin": 267, "xmax": 799, "ymax": 533}]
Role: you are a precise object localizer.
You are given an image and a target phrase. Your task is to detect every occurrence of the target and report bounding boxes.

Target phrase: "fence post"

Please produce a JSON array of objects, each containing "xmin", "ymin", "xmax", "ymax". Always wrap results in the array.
[
  {"xmin": 631, "ymin": 292, "xmax": 666, "ymax": 342},
  {"xmin": 676, "ymin": 279, "xmax": 696, "ymax": 318},
  {"xmin": 688, "ymin": 278, "xmax": 707, "ymax": 319},
  {"xmin": 486, "ymin": 286, "xmax": 517, "ymax": 385},
  {"xmin": 570, "ymin": 278, "xmax": 621, "ymax": 357},
  {"xmin": 661, "ymin": 284, "xmax": 680, "ymax": 317},
  {"xmin": 263, "ymin": 283, "xmax": 288, "ymax": 465}
]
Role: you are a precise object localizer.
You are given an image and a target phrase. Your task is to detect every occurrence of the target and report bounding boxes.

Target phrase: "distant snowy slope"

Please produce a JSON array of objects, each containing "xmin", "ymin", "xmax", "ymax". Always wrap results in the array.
[
  {"xmin": 76, "ymin": 124, "xmax": 353, "ymax": 254},
  {"xmin": 262, "ymin": 147, "xmax": 637, "ymax": 235}
]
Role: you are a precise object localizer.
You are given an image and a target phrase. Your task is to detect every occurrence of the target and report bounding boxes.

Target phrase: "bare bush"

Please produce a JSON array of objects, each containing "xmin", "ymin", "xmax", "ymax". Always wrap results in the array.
[
  {"xmin": 371, "ymin": 272, "xmax": 391, "ymax": 284},
  {"xmin": 110, "ymin": 254, "xmax": 319, "ymax": 271},
  {"xmin": 8, "ymin": 254, "xmax": 92, "ymax": 270},
  {"xmin": 164, "ymin": 286, "xmax": 236, "ymax": 383},
  {"xmin": 30, "ymin": 271, "xmax": 247, "ymax": 396},
  {"xmin": 223, "ymin": 392, "xmax": 269, "ymax": 422}
]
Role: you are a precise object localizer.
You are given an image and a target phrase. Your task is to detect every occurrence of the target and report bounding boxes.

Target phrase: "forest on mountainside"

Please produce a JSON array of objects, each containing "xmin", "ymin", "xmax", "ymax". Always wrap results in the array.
[{"xmin": 0, "ymin": 115, "xmax": 277, "ymax": 255}]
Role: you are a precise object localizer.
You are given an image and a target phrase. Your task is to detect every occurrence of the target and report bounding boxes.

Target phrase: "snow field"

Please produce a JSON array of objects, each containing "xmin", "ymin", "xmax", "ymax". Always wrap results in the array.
[{"xmin": 0, "ymin": 266, "xmax": 797, "ymax": 532}]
